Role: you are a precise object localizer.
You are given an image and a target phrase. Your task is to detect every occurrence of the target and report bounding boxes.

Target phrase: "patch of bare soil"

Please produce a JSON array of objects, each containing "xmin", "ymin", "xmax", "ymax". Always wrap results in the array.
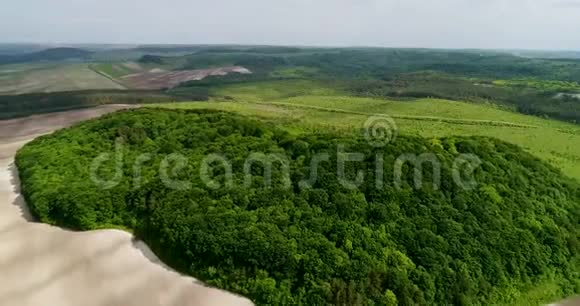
[{"xmin": 121, "ymin": 66, "xmax": 252, "ymax": 90}]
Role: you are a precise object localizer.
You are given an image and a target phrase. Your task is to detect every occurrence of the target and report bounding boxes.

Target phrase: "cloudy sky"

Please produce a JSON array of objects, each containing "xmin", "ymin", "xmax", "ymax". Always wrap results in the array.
[{"xmin": 1, "ymin": 0, "xmax": 579, "ymax": 50}]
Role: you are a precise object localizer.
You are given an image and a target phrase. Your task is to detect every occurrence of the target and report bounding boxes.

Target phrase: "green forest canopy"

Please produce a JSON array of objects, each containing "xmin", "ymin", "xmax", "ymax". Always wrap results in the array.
[{"xmin": 16, "ymin": 109, "xmax": 580, "ymax": 305}]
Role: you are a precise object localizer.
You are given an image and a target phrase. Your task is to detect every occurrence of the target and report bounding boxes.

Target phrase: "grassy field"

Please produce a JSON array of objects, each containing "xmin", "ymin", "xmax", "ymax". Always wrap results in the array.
[
  {"xmin": 149, "ymin": 80, "xmax": 580, "ymax": 181},
  {"xmin": 89, "ymin": 63, "xmax": 138, "ymax": 79},
  {"xmin": 493, "ymin": 78, "xmax": 580, "ymax": 92},
  {"xmin": 0, "ymin": 63, "xmax": 125, "ymax": 94}
]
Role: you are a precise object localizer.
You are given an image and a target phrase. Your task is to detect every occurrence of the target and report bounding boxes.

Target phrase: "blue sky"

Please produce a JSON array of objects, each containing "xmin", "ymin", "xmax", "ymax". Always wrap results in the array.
[{"xmin": 1, "ymin": 0, "xmax": 580, "ymax": 50}]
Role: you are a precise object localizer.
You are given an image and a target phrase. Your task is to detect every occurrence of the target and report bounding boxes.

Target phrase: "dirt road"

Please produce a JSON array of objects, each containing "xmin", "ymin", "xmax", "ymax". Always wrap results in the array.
[{"xmin": 0, "ymin": 106, "xmax": 252, "ymax": 306}]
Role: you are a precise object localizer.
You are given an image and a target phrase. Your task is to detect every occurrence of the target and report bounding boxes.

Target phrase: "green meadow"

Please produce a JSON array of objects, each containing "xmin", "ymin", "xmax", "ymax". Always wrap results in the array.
[{"xmin": 150, "ymin": 80, "xmax": 580, "ymax": 181}]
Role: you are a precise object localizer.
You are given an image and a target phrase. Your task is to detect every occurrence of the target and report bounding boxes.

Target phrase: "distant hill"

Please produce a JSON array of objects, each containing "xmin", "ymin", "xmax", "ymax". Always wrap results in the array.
[
  {"xmin": 511, "ymin": 50, "xmax": 580, "ymax": 59},
  {"xmin": 135, "ymin": 45, "xmax": 203, "ymax": 53},
  {"xmin": 137, "ymin": 54, "xmax": 166, "ymax": 64},
  {"xmin": 0, "ymin": 47, "xmax": 93, "ymax": 64},
  {"xmin": 0, "ymin": 43, "xmax": 48, "ymax": 55}
]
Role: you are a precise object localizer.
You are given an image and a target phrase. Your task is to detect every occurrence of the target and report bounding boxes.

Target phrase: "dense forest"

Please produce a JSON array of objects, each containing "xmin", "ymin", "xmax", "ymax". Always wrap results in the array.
[{"xmin": 16, "ymin": 109, "xmax": 580, "ymax": 305}]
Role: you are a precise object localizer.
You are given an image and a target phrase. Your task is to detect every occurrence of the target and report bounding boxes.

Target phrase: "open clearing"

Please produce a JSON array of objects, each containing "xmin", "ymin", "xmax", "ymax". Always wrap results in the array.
[
  {"xmin": 0, "ymin": 63, "xmax": 126, "ymax": 94},
  {"xmin": 0, "ymin": 106, "xmax": 252, "ymax": 306},
  {"xmin": 150, "ymin": 80, "xmax": 580, "ymax": 181}
]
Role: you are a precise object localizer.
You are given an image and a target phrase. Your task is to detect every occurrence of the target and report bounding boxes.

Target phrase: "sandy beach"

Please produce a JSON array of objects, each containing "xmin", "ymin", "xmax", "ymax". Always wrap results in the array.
[{"xmin": 0, "ymin": 106, "xmax": 252, "ymax": 306}]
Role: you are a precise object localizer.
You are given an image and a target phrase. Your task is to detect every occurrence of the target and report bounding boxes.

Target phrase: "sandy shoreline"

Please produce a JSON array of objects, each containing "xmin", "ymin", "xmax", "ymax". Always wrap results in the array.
[{"xmin": 0, "ymin": 106, "xmax": 252, "ymax": 306}]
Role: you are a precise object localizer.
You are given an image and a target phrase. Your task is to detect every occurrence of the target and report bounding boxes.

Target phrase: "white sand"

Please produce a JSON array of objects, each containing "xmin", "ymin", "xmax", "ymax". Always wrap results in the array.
[{"xmin": 0, "ymin": 106, "xmax": 253, "ymax": 306}]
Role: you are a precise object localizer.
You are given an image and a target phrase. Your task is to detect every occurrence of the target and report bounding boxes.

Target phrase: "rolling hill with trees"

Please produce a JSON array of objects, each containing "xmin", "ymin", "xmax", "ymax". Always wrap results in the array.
[{"xmin": 16, "ymin": 109, "xmax": 580, "ymax": 305}]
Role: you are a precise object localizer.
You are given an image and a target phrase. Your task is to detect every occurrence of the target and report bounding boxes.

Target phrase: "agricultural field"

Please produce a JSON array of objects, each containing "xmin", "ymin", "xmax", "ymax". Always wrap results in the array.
[
  {"xmin": 3, "ymin": 46, "xmax": 580, "ymax": 122},
  {"xmin": 150, "ymin": 80, "xmax": 580, "ymax": 181},
  {"xmin": 0, "ymin": 63, "xmax": 125, "ymax": 94},
  {"xmin": 89, "ymin": 62, "xmax": 144, "ymax": 79},
  {"xmin": 120, "ymin": 66, "xmax": 251, "ymax": 90},
  {"xmin": 91, "ymin": 62, "xmax": 252, "ymax": 90}
]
